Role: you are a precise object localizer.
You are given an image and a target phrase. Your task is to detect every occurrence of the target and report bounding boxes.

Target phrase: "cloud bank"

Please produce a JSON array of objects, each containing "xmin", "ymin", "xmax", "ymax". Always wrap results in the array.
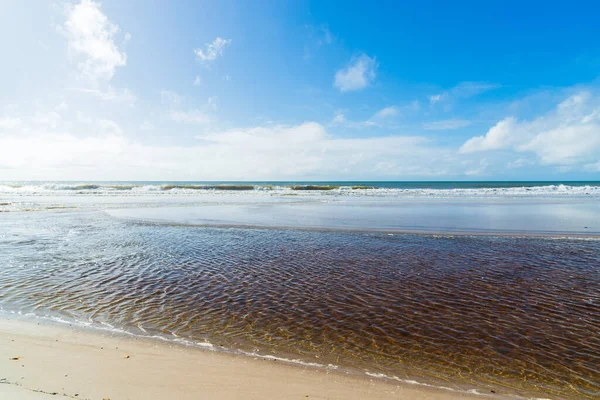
[
  {"xmin": 461, "ymin": 91, "xmax": 600, "ymax": 167},
  {"xmin": 0, "ymin": 119, "xmax": 457, "ymax": 180}
]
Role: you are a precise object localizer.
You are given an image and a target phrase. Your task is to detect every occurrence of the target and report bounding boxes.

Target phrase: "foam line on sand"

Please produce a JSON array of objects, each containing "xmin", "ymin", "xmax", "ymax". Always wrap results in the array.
[{"xmin": 0, "ymin": 318, "xmax": 497, "ymax": 400}]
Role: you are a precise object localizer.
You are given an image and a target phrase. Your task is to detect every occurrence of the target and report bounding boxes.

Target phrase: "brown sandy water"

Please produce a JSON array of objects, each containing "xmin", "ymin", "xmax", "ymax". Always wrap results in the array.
[{"xmin": 0, "ymin": 210, "xmax": 598, "ymax": 399}]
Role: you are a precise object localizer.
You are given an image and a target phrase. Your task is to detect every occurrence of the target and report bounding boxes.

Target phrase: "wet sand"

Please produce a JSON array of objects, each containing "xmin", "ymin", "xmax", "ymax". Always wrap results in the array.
[{"xmin": 0, "ymin": 318, "xmax": 490, "ymax": 400}]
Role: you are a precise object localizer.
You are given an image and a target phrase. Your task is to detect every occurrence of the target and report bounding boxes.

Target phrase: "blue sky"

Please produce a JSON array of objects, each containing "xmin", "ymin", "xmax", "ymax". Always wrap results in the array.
[{"xmin": 0, "ymin": 0, "xmax": 599, "ymax": 180}]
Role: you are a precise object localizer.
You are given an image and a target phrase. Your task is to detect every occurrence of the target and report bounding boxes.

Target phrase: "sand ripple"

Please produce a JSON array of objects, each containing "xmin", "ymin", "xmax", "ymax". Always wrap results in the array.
[{"xmin": 0, "ymin": 211, "xmax": 598, "ymax": 399}]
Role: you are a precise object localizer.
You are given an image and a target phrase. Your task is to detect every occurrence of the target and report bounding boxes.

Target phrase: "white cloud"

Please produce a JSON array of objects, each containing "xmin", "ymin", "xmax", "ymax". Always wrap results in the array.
[
  {"xmin": 194, "ymin": 37, "xmax": 231, "ymax": 63},
  {"xmin": 423, "ymin": 119, "xmax": 471, "ymax": 130},
  {"xmin": 0, "ymin": 133, "xmax": 128, "ymax": 173},
  {"xmin": 140, "ymin": 120, "xmax": 155, "ymax": 131},
  {"xmin": 33, "ymin": 111, "xmax": 61, "ymax": 129},
  {"xmin": 584, "ymin": 161, "xmax": 600, "ymax": 172},
  {"xmin": 460, "ymin": 91, "xmax": 600, "ymax": 166},
  {"xmin": 331, "ymin": 112, "xmax": 346, "ymax": 124},
  {"xmin": 507, "ymin": 158, "xmax": 533, "ymax": 169},
  {"xmin": 70, "ymin": 87, "xmax": 137, "ymax": 105},
  {"xmin": 519, "ymin": 124, "xmax": 600, "ymax": 165},
  {"xmin": 334, "ymin": 54, "xmax": 377, "ymax": 92},
  {"xmin": 429, "ymin": 94, "xmax": 443, "ymax": 104},
  {"xmin": 460, "ymin": 117, "xmax": 518, "ymax": 152},
  {"xmin": 189, "ymin": 123, "xmax": 446, "ymax": 178},
  {"xmin": 430, "ymin": 82, "xmax": 499, "ymax": 106},
  {"xmin": 372, "ymin": 106, "xmax": 399, "ymax": 119},
  {"xmin": 76, "ymin": 111, "xmax": 93, "ymax": 124},
  {"xmin": 330, "ymin": 112, "xmax": 376, "ymax": 129},
  {"xmin": 464, "ymin": 159, "xmax": 489, "ymax": 176},
  {"xmin": 160, "ymin": 90, "xmax": 216, "ymax": 124},
  {"xmin": 160, "ymin": 89, "xmax": 183, "ymax": 106},
  {"xmin": 170, "ymin": 110, "xmax": 210, "ymax": 124},
  {"xmin": 0, "ymin": 118, "xmax": 22, "ymax": 129},
  {"xmin": 70, "ymin": 113, "xmax": 122, "ymax": 135},
  {"xmin": 0, "ymin": 121, "xmax": 460, "ymax": 180},
  {"xmin": 207, "ymin": 96, "xmax": 218, "ymax": 111},
  {"xmin": 193, "ymin": 76, "xmax": 202, "ymax": 86},
  {"xmin": 38, "ymin": 40, "xmax": 51, "ymax": 51},
  {"xmin": 97, "ymin": 119, "xmax": 122, "ymax": 135},
  {"xmin": 331, "ymin": 106, "xmax": 398, "ymax": 129},
  {"xmin": 62, "ymin": 0, "xmax": 127, "ymax": 82}
]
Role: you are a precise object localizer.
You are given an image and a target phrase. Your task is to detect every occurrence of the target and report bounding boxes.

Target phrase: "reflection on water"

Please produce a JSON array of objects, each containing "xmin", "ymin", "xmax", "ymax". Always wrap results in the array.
[
  {"xmin": 107, "ymin": 198, "xmax": 600, "ymax": 235},
  {"xmin": 0, "ymin": 211, "xmax": 599, "ymax": 399}
]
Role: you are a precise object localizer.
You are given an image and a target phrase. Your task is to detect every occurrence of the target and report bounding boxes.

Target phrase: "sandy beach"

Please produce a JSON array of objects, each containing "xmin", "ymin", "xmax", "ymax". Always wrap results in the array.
[
  {"xmin": 0, "ymin": 318, "xmax": 494, "ymax": 400},
  {"xmin": 3, "ymin": 0, "xmax": 600, "ymax": 393}
]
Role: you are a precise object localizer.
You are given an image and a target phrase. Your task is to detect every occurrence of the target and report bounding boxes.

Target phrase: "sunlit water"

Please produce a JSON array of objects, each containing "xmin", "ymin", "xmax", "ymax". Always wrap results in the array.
[
  {"xmin": 107, "ymin": 198, "xmax": 600, "ymax": 235},
  {"xmin": 0, "ymin": 207, "xmax": 598, "ymax": 399}
]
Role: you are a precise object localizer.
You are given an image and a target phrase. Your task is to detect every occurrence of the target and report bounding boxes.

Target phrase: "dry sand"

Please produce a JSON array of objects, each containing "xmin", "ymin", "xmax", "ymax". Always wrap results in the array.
[{"xmin": 0, "ymin": 318, "xmax": 498, "ymax": 400}]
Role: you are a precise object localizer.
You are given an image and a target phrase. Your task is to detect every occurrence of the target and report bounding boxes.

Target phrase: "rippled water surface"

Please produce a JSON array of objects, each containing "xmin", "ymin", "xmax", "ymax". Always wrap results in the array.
[{"xmin": 0, "ymin": 210, "xmax": 599, "ymax": 399}]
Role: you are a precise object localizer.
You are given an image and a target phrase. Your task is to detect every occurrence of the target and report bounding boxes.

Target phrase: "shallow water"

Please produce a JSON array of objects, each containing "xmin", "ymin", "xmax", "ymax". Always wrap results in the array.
[
  {"xmin": 0, "ymin": 209, "xmax": 598, "ymax": 399},
  {"xmin": 107, "ymin": 197, "xmax": 600, "ymax": 235}
]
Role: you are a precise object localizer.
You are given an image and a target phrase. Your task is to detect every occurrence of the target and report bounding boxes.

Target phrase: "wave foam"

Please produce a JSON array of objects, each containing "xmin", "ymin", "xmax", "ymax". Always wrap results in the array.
[
  {"xmin": 1, "ymin": 182, "xmax": 600, "ymax": 198},
  {"xmin": 0, "ymin": 308, "xmax": 560, "ymax": 400}
]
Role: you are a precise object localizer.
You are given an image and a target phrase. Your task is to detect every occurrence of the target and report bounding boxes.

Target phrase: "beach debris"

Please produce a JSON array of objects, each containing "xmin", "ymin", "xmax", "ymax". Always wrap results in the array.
[
  {"xmin": 9, "ymin": 356, "xmax": 21, "ymax": 360},
  {"xmin": 124, "ymin": 354, "xmax": 130, "ymax": 359}
]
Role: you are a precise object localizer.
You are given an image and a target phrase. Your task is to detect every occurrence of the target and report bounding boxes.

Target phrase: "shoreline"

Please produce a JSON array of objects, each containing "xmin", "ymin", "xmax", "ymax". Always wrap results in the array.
[
  {"xmin": 109, "ymin": 214, "xmax": 600, "ymax": 239},
  {"xmin": 127, "ymin": 220, "xmax": 600, "ymax": 239},
  {"xmin": 0, "ymin": 317, "xmax": 502, "ymax": 400}
]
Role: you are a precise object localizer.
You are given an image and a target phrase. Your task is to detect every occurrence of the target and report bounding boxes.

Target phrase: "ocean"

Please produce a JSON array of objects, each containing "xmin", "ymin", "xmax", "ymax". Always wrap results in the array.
[
  {"xmin": 2, "ymin": 180, "xmax": 600, "ymax": 194},
  {"xmin": 0, "ymin": 181, "xmax": 599, "ymax": 399}
]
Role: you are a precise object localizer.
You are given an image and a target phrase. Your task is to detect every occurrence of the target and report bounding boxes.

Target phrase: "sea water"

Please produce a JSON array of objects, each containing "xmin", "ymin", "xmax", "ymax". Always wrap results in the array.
[{"xmin": 0, "ymin": 181, "xmax": 598, "ymax": 399}]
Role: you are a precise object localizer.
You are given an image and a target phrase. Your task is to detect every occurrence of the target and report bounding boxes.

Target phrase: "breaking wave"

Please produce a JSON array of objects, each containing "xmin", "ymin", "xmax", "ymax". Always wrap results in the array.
[{"xmin": 1, "ymin": 181, "xmax": 599, "ymax": 197}]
